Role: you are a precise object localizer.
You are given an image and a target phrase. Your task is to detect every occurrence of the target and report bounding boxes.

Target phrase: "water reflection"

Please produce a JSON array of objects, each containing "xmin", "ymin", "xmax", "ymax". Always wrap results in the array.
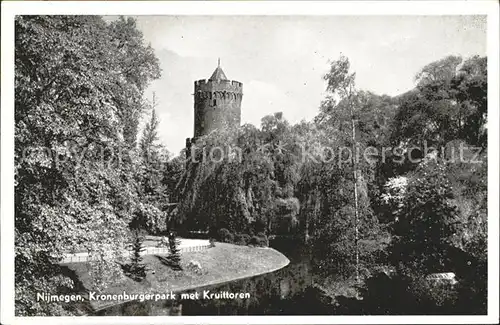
[{"xmin": 96, "ymin": 238, "xmax": 334, "ymax": 316}]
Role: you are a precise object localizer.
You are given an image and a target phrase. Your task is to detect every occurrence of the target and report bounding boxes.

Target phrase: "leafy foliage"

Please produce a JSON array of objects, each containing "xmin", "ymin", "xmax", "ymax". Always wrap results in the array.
[
  {"xmin": 218, "ymin": 228, "xmax": 235, "ymax": 243},
  {"xmin": 15, "ymin": 16, "xmax": 487, "ymax": 315},
  {"xmin": 132, "ymin": 106, "xmax": 172, "ymax": 234},
  {"xmin": 234, "ymin": 233, "xmax": 251, "ymax": 245},
  {"xmin": 249, "ymin": 234, "xmax": 268, "ymax": 247},
  {"xmin": 337, "ymin": 55, "xmax": 488, "ymax": 315},
  {"xmin": 167, "ymin": 233, "xmax": 182, "ymax": 271},
  {"xmin": 15, "ymin": 15, "xmax": 160, "ymax": 315},
  {"xmin": 176, "ymin": 117, "xmax": 303, "ymax": 236},
  {"xmin": 387, "ymin": 161, "xmax": 461, "ymax": 275},
  {"xmin": 124, "ymin": 230, "xmax": 147, "ymax": 281},
  {"xmin": 392, "ymin": 55, "xmax": 487, "ymax": 152}
]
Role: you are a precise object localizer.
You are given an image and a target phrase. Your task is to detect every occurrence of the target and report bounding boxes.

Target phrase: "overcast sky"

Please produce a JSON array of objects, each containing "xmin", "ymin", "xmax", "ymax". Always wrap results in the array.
[{"xmin": 127, "ymin": 15, "xmax": 486, "ymax": 155}]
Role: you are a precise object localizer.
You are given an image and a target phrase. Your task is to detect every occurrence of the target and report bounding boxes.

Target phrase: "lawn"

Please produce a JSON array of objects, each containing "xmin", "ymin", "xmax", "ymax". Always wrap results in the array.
[{"xmin": 63, "ymin": 242, "xmax": 290, "ymax": 311}]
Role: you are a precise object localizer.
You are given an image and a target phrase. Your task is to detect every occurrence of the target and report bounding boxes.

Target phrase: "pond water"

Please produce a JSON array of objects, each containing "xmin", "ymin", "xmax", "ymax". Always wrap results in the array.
[{"xmin": 95, "ymin": 238, "xmax": 336, "ymax": 316}]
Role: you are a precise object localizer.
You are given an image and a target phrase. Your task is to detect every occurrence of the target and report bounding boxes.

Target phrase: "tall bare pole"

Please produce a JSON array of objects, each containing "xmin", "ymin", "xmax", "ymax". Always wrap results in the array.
[
  {"xmin": 152, "ymin": 91, "xmax": 157, "ymax": 110},
  {"xmin": 351, "ymin": 116, "xmax": 360, "ymax": 286},
  {"xmin": 348, "ymin": 85, "xmax": 360, "ymax": 288},
  {"xmin": 326, "ymin": 55, "xmax": 360, "ymax": 290}
]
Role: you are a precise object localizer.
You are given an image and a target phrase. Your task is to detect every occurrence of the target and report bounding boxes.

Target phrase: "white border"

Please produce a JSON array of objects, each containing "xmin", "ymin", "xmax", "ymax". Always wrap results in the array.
[{"xmin": 1, "ymin": 1, "xmax": 499, "ymax": 324}]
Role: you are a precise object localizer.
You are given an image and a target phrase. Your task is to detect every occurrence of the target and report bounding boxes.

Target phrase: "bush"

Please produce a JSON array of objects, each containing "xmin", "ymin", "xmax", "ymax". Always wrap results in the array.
[
  {"xmin": 347, "ymin": 271, "xmax": 460, "ymax": 314},
  {"xmin": 257, "ymin": 234, "xmax": 268, "ymax": 247},
  {"xmin": 387, "ymin": 161, "xmax": 460, "ymax": 275},
  {"xmin": 248, "ymin": 234, "xmax": 268, "ymax": 247},
  {"xmin": 233, "ymin": 233, "xmax": 251, "ymax": 246},
  {"xmin": 249, "ymin": 236, "xmax": 259, "ymax": 246},
  {"xmin": 209, "ymin": 238, "xmax": 216, "ymax": 247},
  {"xmin": 167, "ymin": 233, "xmax": 182, "ymax": 271},
  {"xmin": 217, "ymin": 228, "xmax": 234, "ymax": 243},
  {"xmin": 240, "ymin": 234, "xmax": 251, "ymax": 245},
  {"xmin": 233, "ymin": 233, "xmax": 244, "ymax": 245},
  {"xmin": 125, "ymin": 230, "xmax": 147, "ymax": 281}
]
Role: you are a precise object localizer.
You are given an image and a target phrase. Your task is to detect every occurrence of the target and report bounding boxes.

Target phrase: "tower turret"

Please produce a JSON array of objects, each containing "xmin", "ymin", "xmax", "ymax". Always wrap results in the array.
[{"xmin": 192, "ymin": 60, "xmax": 243, "ymax": 138}]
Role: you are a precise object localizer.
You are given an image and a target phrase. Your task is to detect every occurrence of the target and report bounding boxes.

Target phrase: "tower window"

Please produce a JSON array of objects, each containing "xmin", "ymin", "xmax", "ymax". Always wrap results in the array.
[{"xmin": 213, "ymin": 99, "xmax": 217, "ymax": 106}]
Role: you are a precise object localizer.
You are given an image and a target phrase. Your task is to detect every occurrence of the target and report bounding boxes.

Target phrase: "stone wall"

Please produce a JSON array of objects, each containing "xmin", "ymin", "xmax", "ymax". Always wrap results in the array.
[{"xmin": 193, "ymin": 79, "xmax": 243, "ymax": 138}]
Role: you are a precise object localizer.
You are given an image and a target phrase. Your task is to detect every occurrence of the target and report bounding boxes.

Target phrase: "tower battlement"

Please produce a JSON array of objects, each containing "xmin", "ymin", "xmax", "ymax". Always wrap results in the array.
[
  {"xmin": 194, "ymin": 79, "xmax": 243, "ymax": 94},
  {"xmin": 189, "ymin": 62, "xmax": 243, "ymax": 139}
]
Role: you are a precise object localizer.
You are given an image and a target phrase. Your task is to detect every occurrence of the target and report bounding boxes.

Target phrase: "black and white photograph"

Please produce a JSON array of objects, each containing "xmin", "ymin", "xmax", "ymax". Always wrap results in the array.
[{"xmin": 1, "ymin": 1, "xmax": 499, "ymax": 324}]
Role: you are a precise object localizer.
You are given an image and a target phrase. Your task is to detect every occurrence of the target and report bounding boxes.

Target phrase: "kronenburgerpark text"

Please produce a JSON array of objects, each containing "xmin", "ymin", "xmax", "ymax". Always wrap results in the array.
[{"xmin": 36, "ymin": 290, "xmax": 251, "ymax": 304}]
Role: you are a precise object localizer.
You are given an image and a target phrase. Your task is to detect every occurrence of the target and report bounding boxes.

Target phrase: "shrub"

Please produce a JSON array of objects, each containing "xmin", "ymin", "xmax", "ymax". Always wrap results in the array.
[
  {"xmin": 233, "ymin": 233, "xmax": 244, "ymax": 245},
  {"xmin": 125, "ymin": 229, "xmax": 147, "ymax": 281},
  {"xmin": 233, "ymin": 233, "xmax": 251, "ymax": 245},
  {"xmin": 387, "ymin": 161, "xmax": 460, "ymax": 275},
  {"xmin": 249, "ymin": 236, "xmax": 259, "ymax": 246},
  {"xmin": 249, "ymin": 233, "xmax": 268, "ymax": 247},
  {"xmin": 209, "ymin": 238, "xmax": 216, "ymax": 247},
  {"xmin": 217, "ymin": 228, "xmax": 234, "ymax": 243},
  {"xmin": 257, "ymin": 234, "xmax": 268, "ymax": 247},
  {"xmin": 240, "ymin": 234, "xmax": 251, "ymax": 245},
  {"xmin": 248, "ymin": 235, "xmax": 267, "ymax": 247},
  {"xmin": 353, "ymin": 271, "xmax": 460, "ymax": 314},
  {"xmin": 167, "ymin": 233, "xmax": 182, "ymax": 271}
]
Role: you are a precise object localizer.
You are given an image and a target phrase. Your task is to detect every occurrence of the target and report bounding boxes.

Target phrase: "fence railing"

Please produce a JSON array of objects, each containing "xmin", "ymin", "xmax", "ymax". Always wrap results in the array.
[{"xmin": 61, "ymin": 244, "xmax": 212, "ymax": 264}]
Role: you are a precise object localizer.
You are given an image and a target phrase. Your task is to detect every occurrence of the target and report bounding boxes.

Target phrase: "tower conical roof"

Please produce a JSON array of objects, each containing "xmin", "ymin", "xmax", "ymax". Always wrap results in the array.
[{"xmin": 209, "ymin": 58, "xmax": 228, "ymax": 81}]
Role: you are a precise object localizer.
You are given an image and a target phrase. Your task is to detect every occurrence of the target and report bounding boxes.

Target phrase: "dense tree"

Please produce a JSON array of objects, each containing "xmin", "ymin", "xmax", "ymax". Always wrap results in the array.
[
  {"xmin": 132, "ymin": 105, "xmax": 171, "ymax": 233},
  {"xmin": 175, "ymin": 112, "xmax": 308, "ymax": 238},
  {"xmin": 386, "ymin": 160, "xmax": 462, "ymax": 275},
  {"xmin": 385, "ymin": 54, "xmax": 488, "ymax": 273},
  {"xmin": 310, "ymin": 55, "xmax": 383, "ymax": 281},
  {"xmin": 15, "ymin": 16, "xmax": 160, "ymax": 315},
  {"xmin": 391, "ymin": 55, "xmax": 487, "ymax": 153},
  {"xmin": 415, "ymin": 55, "xmax": 463, "ymax": 88},
  {"xmin": 167, "ymin": 232, "xmax": 183, "ymax": 271},
  {"xmin": 15, "ymin": 15, "xmax": 488, "ymax": 316},
  {"xmin": 125, "ymin": 230, "xmax": 147, "ymax": 281},
  {"xmin": 348, "ymin": 54, "xmax": 488, "ymax": 315}
]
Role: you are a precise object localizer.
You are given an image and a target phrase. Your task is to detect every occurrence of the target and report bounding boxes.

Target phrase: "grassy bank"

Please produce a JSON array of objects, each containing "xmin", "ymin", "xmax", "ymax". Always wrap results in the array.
[{"xmin": 63, "ymin": 242, "xmax": 290, "ymax": 311}]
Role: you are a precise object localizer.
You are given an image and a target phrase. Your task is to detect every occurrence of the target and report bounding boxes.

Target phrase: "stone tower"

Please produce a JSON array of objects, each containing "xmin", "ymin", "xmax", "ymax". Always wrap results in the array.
[{"xmin": 188, "ymin": 60, "xmax": 243, "ymax": 145}]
